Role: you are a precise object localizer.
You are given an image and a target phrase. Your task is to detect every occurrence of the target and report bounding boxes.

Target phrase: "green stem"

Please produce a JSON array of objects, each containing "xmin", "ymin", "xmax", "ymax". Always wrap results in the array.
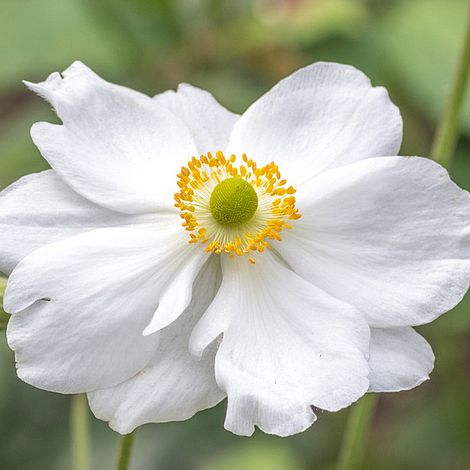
[
  {"xmin": 71, "ymin": 394, "xmax": 91, "ymax": 470},
  {"xmin": 335, "ymin": 394, "xmax": 379, "ymax": 470},
  {"xmin": 431, "ymin": 3, "xmax": 470, "ymax": 167},
  {"xmin": 115, "ymin": 431, "xmax": 136, "ymax": 470}
]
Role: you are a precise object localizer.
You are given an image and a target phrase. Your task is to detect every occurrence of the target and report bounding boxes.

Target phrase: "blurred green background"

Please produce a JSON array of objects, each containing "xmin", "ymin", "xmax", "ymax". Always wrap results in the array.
[{"xmin": 1, "ymin": 0, "xmax": 470, "ymax": 469}]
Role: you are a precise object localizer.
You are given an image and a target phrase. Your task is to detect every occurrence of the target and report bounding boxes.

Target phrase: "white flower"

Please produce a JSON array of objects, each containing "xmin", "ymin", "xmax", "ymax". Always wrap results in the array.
[{"xmin": 1, "ymin": 61, "xmax": 469, "ymax": 437}]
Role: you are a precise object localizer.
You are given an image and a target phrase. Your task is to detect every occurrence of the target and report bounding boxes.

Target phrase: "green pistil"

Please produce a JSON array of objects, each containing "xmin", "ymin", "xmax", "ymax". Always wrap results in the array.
[{"xmin": 210, "ymin": 177, "xmax": 258, "ymax": 226}]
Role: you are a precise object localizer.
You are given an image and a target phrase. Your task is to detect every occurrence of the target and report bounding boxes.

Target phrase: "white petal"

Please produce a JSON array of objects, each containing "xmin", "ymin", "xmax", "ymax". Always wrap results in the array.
[
  {"xmin": 0, "ymin": 170, "xmax": 165, "ymax": 275},
  {"xmin": 4, "ymin": 224, "xmax": 205, "ymax": 393},
  {"xmin": 368, "ymin": 327, "xmax": 434, "ymax": 392},
  {"xmin": 190, "ymin": 253, "xmax": 370, "ymax": 437},
  {"xmin": 26, "ymin": 61, "xmax": 197, "ymax": 214},
  {"xmin": 143, "ymin": 248, "xmax": 209, "ymax": 335},
  {"xmin": 226, "ymin": 62, "xmax": 402, "ymax": 184},
  {"xmin": 154, "ymin": 83, "xmax": 239, "ymax": 154},
  {"xmin": 278, "ymin": 157, "xmax": 470, "ymax": 328},
  {"xmin": 88, "ymin": 256, "xmax": 224, "ymax": 433}
]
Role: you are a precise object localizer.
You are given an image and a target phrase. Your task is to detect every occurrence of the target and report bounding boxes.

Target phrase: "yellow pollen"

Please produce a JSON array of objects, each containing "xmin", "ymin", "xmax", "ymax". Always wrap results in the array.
[{"xmin": 174, "ymin": 151, "xmax": 301, "ymax": 263}]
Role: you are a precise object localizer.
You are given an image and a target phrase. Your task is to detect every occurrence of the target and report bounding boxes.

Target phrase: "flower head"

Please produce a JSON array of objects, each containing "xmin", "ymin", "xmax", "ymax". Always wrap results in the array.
[{"xmin": 1, "ymin": 61, "xmax": 469, "ymax": 437}]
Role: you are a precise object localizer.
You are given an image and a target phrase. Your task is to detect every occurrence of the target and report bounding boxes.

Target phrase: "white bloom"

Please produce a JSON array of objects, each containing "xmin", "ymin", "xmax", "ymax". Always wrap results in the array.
[{"xmin": 1, "ymin": 61, "xmax": 469, "ymax": 437}]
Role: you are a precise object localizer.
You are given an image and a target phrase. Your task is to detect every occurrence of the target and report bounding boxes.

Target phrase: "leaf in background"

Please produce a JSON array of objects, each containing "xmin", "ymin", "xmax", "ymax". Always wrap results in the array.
[
  {"xmin": 0, "ymin": 0, "xmax": 124, "ymax": 88},
  {"xmin": 251, "ymin": 0, "xmax": 369, "ymax": 47},
  {"xmin": 0, "ymin": 103, "xmax": 52, "ymax": 190},
  {"xmin": 371, "ymin": 0, "xmax": 470, "ymax": 135},
  {"xmin": 202, "ymin": 440, "xmax": 303, "ymax": 470}
]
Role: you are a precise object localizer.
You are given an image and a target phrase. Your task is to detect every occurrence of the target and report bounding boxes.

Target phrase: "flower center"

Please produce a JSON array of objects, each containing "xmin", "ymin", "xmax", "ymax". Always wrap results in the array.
[
  {"xmin": 174, "ymin": 151, "xmax": 301, "ymax": 263},
  {"xmin": 209, "ymin": 177, "xmax": 258, "ymax": 226}
]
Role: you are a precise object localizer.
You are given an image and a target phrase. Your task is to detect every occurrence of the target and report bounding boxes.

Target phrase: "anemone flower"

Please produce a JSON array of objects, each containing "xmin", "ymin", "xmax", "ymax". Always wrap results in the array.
[{"xmin": 1, "ymin": 61, "xmax": 469, "ymax": 436}]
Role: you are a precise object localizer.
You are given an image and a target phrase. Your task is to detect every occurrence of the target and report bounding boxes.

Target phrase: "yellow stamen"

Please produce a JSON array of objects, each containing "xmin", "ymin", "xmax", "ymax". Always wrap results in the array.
[{"xmin": 174, "ymin": 151, "xmax": 301, "ymax": 262}]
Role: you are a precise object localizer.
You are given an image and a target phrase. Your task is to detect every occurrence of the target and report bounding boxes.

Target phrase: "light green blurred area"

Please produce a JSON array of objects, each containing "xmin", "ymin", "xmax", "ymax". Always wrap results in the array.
[{"xmin": 1, "ymin": 0, "xmax": 470, "ymax": 469}]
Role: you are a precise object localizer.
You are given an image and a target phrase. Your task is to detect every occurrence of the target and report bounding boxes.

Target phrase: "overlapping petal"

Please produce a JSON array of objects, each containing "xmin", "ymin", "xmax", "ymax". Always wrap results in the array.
[
  {"xmin": 0, "ymin": 170, "xmax": 165, "ymax": 275},
  {"xmin": 277, "ymin": 157, "xmax": 470, "ymax": 328},
  {"xmin": 226, "ymin": 62, "xmax": 402, "ymax": 184},
  {"xmin": 154, "ymin": 84, "xmax": 239, "ymax": 154},
  {"xmin": 4, "ymin": 225, "xmax": 206, "ymax": 393},
  {"xmin": 368, "ymin": 327, "xmax": 434, "ymax": 392},
  {"xmin": 88, "ymin": 256, "xmax": 224, "ymax": 433},
  {"xmin": 190, "ymin": 253, "xmax": 370, "ymax": 436},
  {"xmin": 26, "ymin": 61, "xmax": 197, "ymax": 213}
]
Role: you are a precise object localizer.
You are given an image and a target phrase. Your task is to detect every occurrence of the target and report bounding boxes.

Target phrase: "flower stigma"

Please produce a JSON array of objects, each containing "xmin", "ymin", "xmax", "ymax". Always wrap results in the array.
[
  {"xmin": 174, "ymin": 151, "xmax": 301, "ymax": 263},
  {"xmin": 210, "ymin": 177, "xmax": 258, "ymax": 226}
]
